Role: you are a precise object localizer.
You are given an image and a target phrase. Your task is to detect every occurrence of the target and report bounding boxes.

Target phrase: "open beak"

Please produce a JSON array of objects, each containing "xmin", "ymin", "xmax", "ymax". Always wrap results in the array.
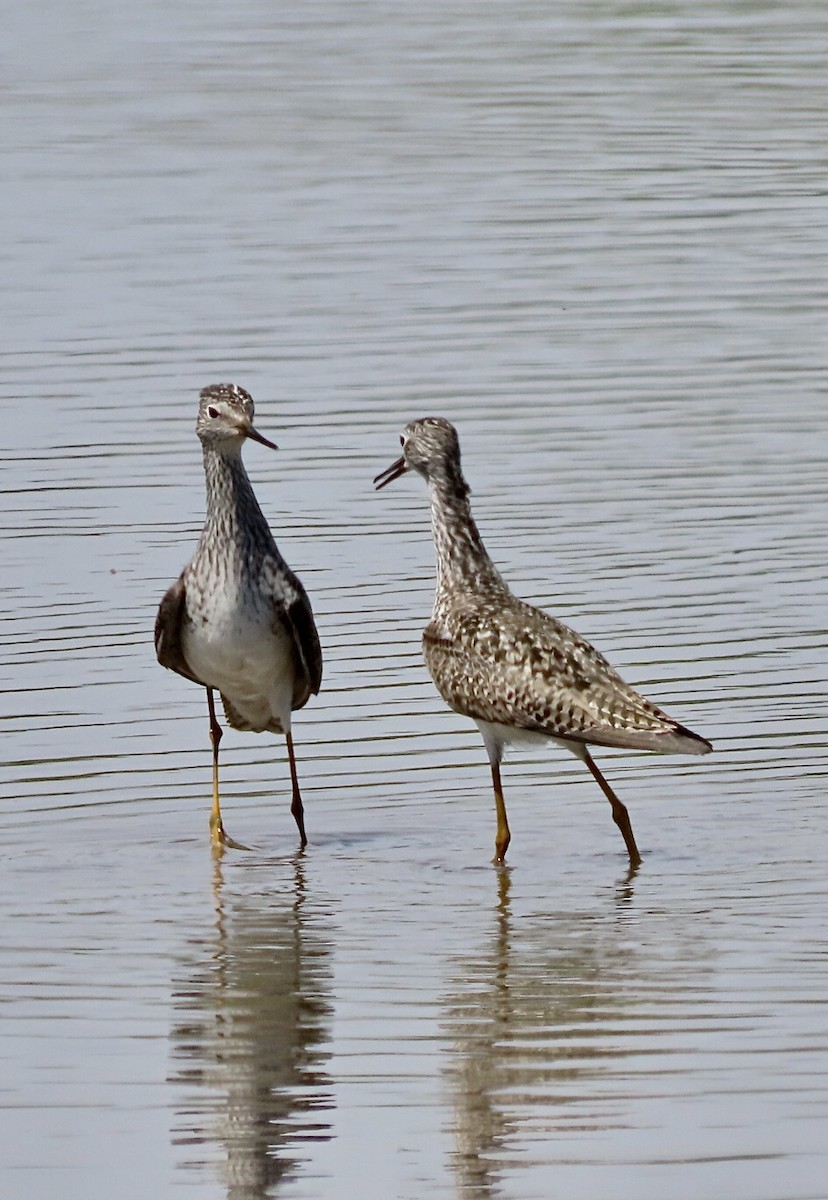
[
  {"xmin": 374, "ymin": 455, "xmax": 408, "ymax": 490},
  {"xmin": 245, "ymin": 425, "xmax": 279, "ymax": 451}
]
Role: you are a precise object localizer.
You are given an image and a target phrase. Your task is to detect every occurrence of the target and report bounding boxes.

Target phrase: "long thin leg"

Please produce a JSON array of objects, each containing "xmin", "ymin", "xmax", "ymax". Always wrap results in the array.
[
  {"xmin": 206, "ymin": 689, "xmax": 248, "ymax": 851},
  {"xmin": 581, "ymin": 747, "xmax": 641, "ymax": 867},
  {"xmin": 206, "ymin": 688, "xmax": 226, "ymax": 846},
  {"xmin": 285, "ymin": 729, "xmax": 308, "ymax": 849},
  {"xmin": 491, "ymin": 761, "xmax": 511, "ymax": 864}
]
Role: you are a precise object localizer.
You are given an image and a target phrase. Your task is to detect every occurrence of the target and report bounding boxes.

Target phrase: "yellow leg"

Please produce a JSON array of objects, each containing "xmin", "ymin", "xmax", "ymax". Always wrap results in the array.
[
  {"xmin": 206, "ymin": 689, "xmax": 248, "ymax": 852},
  {"xmin": 582, "ymin": 747, "xmax": 641, "ymax": 868},
  {"xmin": 491, "ymin": 761, "xmax": 511, "ymax": 863},
  {"xmin": 286, "ymin": 729, "xmax": 308, "ymax": 849},
  {"xmin": 206, "ymin": 689, "xmax": 225, "ymax": 846}
]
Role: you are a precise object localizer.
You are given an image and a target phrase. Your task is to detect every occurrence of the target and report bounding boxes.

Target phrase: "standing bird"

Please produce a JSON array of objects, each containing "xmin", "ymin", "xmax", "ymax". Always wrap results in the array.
[
  {"xmin": 155, "ymin": 384, "xmax": 322, "ymax": 850},
  {"xmin": 374, "ymin": 417, "xmax": 710, "ymax": 866}
]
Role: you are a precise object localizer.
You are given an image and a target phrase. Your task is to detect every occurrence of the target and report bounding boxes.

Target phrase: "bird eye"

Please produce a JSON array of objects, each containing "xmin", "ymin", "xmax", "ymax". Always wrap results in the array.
[
  {"xmin": 208, "ymin": 406, "xmax": 219, "ymax": 419},
  {"xmin": 399, "ymin": 435, "xmax": 405, "ymax": 446}
]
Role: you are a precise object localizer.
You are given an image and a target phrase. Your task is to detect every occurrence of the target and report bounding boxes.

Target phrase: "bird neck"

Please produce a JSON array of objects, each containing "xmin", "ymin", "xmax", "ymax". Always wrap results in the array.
[
  {"xmin": 428, "ymin": 471, "xmax": 503, "ymax": 610},
  {"xmin": 199, "ymin": 444, "xmax": 275, "ymax": 562}
]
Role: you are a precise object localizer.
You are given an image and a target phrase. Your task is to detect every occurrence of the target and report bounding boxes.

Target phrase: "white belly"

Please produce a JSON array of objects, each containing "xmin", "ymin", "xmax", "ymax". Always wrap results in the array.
[
  {"xmin": 182, "ymin": 593, "xmax": 294, "ymax": 733},
  {"xmin": 474, "ymin": 718, "xmax": 584, "ymax": 762}
]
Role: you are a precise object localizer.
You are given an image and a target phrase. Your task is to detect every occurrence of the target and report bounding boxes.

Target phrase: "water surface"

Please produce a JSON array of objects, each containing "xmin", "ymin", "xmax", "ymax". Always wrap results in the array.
[{"xmin": 2, "ymin": 2, "xmax": 828, "ymax": 1198}]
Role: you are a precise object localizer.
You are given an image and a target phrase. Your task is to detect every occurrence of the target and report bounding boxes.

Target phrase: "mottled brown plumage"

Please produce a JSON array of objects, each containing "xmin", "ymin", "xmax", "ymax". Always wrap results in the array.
[
  {"xmin": 155, "ymin": 383, "xmax": 322, "ymax": 850},
  {"xmin": 375, "ymin": 416, "xmax": 710, "ymax": 866}
]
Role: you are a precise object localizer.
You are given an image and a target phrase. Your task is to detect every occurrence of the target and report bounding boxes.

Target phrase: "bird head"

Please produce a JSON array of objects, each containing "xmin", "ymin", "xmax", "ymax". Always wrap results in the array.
[
  {"xmin": 374, "ymin": 416, "xmax": 464, "ymax": 494},
  {"xmin": 196, "ymin": 383, "xmax": 278, "ymax": 452}
]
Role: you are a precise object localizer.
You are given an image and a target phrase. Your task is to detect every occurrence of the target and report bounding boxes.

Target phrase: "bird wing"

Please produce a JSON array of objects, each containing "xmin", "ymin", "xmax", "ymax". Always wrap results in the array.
[
  {"xmin": 260, "ymin": 558, "xmax": 323, "ymax": 711},
  {"xmin": 154, "ymin": 573, "xmax": 204, "ymax": 685},
  {"xmin": 282, "ymin": 590, "xmax": 323, "ymax": 709},
  {"xmin": 424, "ymin": 597, "xmax": 709, "ymax": 754}
]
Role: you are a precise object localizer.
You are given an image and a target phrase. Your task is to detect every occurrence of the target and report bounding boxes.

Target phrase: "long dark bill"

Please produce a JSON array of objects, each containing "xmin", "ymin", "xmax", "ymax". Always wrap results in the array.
[
  {"xmin": 246, "ymin": 426, "xmax": 279, "ymax": 451},
  {"xmin": 373, "ymin": 456, "xmax": 408, "ymax": 490}
]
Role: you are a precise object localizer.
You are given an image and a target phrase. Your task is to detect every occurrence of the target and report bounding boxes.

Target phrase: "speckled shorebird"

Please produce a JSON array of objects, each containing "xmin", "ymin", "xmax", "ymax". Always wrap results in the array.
[
  {"xmin": 155, "ymin": 383, "xmax": 322, "ymax": 850},
  {"xmin": 374, "ymin": 417, "xmax": 711, "ymax": 866}
]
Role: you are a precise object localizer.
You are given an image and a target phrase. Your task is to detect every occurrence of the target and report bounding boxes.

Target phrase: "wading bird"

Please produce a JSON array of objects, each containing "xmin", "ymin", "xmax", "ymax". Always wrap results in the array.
[
  {"xmin": 155, "ymin": 383, "xmax": 321, "ymax": 849},
  {"xmin": 375, "ymin": 417, "xmax": 710, "ymax": 866}
]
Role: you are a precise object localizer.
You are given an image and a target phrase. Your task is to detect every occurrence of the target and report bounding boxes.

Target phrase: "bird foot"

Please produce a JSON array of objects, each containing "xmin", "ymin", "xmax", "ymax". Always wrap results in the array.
[{"xmin": 209, "ymin": 818, "xmax": 250, "ymax": 852}]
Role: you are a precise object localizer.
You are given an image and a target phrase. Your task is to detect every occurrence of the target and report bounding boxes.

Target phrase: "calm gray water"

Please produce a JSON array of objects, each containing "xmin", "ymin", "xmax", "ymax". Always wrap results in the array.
[{"xmin": 2, "ymin": 2, "xmax": 827, "ymax": 1198}]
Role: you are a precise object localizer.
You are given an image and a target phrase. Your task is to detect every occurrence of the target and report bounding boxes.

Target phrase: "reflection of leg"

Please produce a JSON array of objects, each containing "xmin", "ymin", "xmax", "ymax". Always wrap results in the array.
[
  {"xmin": 206, "ymin": 688, "xmax": 226, "ymax": 846},
  {"xmin": 582, "ymin": 747, "xmax": 641, "ymax": 867},
  {"xmin": 491, "ymin": 761, "xmax": 511, "ymax": 863},
  {"xmin": 286, "ymin": 729, "xmax": 308, "ymax": 849}
]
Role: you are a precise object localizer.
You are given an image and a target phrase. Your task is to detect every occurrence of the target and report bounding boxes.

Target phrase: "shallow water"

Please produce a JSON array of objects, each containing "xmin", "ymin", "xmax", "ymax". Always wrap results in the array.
[{"xmin": 3, "ymin": 1, "xmax": 828, "ymax": 1198}]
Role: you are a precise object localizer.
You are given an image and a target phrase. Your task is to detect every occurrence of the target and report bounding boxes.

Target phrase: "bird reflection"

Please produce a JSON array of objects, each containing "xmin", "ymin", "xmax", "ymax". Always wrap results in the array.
[
  {"xmin": 169, "ymin": 856, "xmax": 333, "ymax": 1198},
  {"xmin": 444, "ymin": 869, "xmax": 642, "ymax": 1198}
]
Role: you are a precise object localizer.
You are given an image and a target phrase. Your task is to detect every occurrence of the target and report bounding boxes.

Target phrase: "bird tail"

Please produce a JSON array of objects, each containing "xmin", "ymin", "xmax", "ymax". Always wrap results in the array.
[{"xmin": 577, "ymin": 720, "xmax": 712, "ymax": 756}]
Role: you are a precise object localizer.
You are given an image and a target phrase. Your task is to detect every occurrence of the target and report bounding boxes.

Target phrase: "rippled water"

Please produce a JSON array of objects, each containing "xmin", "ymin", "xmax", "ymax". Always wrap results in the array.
[{"xmin": 3, "ymin": 1, "xmax": 828, "ymax": 1197}]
